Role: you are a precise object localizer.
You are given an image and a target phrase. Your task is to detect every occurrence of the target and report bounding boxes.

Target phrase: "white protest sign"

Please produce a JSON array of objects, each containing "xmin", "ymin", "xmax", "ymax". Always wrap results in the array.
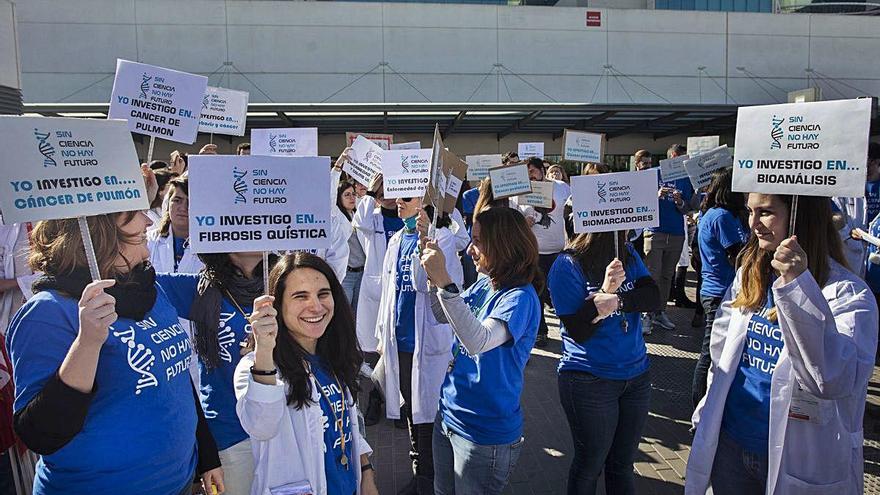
[
  {"xmin": 344, "ymin": 135, "xmax": 383, "ymax": 186},
  {"xmin": 518, "ymin": 181, "xmax": 554, "ymax": 209},
  {"xmin": 686, "ymin": 135, "xmax": 720, "ymax": 157},
  {"xmin": 466, "ymin": 154, "xmax": 501, "ymax": 181},
  {"xmin": 198, "ymin": 86, "xmax": 249, "ymax": 136},
  {"xmin": 0, "ymin": 117, "xmax": 148, "ymax": 224},
  {"xmin": 346, "ymin": 132, "xmax": 393, "ymax": 150},
  {"xmin": 188, "ymin": 155, "xmax": 331, "ymax": 253},
  {"xmin": 489, "ymin": 163, "xmax": 532, "ymax": 200},
  {"xmin": 108, "ymin": 59, "xmax": 208, "ymax": 144},
  {"xmin": 659, "ymin": 154, "xmax": 690, "ymax": 182},
  {"xmin": 684, "ymin": 145, "xmax": 733, "ymax": 190},
  {"xmin": 391, "ymin": 141, "xmax": 421, "ymax": 150},
  {"xmin": 381, "ymin": 149, "xmax": 433, "ymax": 199},
  {"xmin": 251, "ymin": 128, "xmax": 318, "ymax": 157},
  {"xmin": 562, "ymin": 130, "xmax": 604, "ymax": 162},
  {"xmin": 571, "ymin": 169, "xmax": 659, "ymax": 234},
  {"xmin": 518, "ymin": 142, "xmax": 544, "ymax": 159},
  {"xmin": 732, "ymin": 98, "xmax": 871, "ymax": 197}
]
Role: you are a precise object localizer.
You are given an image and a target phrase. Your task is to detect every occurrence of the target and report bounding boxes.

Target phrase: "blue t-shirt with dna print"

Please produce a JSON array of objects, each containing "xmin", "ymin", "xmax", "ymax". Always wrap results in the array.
[
  {"xmin": 158, "ymin": 273, "xmax": 252, "ymax": 451},
  {"xmin": 6, "ymin": 286, "xmax": 197, "ymax": 495}
]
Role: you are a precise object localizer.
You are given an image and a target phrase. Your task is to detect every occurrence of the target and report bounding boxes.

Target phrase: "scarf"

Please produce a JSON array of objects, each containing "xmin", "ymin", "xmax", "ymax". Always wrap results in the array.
[{"xmin": 32, "ymin": 262, "xmax": 158, "ymax": 321}]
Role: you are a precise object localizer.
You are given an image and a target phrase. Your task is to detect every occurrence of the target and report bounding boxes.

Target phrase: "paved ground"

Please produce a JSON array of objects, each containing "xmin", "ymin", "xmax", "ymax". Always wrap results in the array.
[{"xmin": 364, "ymin": 289, "xmax": 880, "ymax": 494}]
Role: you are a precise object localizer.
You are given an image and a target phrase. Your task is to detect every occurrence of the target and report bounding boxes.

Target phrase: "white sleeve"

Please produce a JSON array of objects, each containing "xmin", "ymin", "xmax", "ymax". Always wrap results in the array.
[
  {"xmin": 234, "ymin": 352, "xmax": 287, "ymax": 441},
  {"xmin": 449, "ymin": 209, "xmax": 471, "ymax": 252},
  {"xmin": 325, "ymin": 214, "xmax": 350, "ymax": 283}
]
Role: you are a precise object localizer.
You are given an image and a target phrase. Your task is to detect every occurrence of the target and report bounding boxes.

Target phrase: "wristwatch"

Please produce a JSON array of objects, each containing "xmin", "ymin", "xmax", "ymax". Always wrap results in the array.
[{"xmin": 442, "ymin": 283, "xmax": 460, "ymax": 294}]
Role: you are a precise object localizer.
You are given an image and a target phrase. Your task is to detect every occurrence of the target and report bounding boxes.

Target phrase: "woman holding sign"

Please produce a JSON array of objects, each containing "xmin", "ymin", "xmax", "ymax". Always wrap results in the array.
[
  {"xmin": 687, "ymin": 194, "xmax": 877, "ymax": 494},
  {"xmin": 547, "ymin": 228, "xmax": 661, "ymax": 495},
  {"xmin": 376, "ymin": 197, "xmax": 462, "ymax": 494},
  {"xmin": 419, "ymin": 206, "xmax": 541, "ymax": 495},
  {"xmin": 6, "ymin": 212, "xmax": 223, "ymax": 495},
  {"xmin": 235, "ymin": 253, "xmax": 377, "ymax": 495}
]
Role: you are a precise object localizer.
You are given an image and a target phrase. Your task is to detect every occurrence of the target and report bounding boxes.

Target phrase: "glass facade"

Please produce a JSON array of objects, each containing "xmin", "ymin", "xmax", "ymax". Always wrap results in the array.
[{"xmin": 654, "ymin": 0, "xmax": 774, "ymax": 12}]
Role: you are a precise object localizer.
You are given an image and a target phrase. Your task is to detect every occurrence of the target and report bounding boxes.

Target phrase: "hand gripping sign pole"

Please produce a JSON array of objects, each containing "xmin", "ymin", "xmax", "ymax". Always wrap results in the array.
[
  {"xmin": 146, "ymin": 135, "xmax": 156, "ymax": 164},
  {"xmin": 263, "ymin": 251, "xmax": 270, "ymax": 294},
  {"xmin": 77, "ymin": 216, "xmax": 102, "ymax": 281}
]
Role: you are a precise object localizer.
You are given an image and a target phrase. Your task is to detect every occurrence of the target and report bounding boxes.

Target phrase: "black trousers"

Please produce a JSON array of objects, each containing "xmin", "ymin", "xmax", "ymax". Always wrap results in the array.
[
  {"xmin": 398, "ymin": 351, "xmax": 435, "ymax": 492},
  {"xmin": 536, "ymin": 252, "xmax": 560, "ymax": 338}
]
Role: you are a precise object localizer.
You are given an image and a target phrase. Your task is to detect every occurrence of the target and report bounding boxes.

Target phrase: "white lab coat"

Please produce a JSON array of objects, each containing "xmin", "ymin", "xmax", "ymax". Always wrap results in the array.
[
  {"xmin": 449, "ymin": 208, "xmax": 471, "ymax": 253},
  {"xmin": 0, "ymin": 222, "xmax": 23, "ymax": 335},
  {"xmin": 687, "ymin": 261, "xmax": 878, "ymax": 495},
  {"xmin": 234, "ymin": 352, "xmax": 372, "ymax": 495},
  {"xmin": 313, "ymin": 212, "xmax": 351, "ymax": 284},
  {"xmin": 351, "ymin": 196, "xmax": 391, "ymax": 353},
  {"xmin": 376, "ymin": 227, "xmax": 463, "ymax": 424},
  {"xmin": 146, "ymin": 226, "xmax": 204, "ymax": 275},
  {"xmin": 833, "ymin": 196, "xmax": 869, "ymax": 278}
]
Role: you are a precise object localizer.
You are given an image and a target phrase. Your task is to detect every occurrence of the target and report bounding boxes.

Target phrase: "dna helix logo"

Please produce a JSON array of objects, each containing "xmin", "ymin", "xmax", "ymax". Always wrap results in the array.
[
  {"xmin": 268, "ymin": 134, "xmax": 277, "ymax": 153},
  {"xmin": 140, "ymin": 73, "xmax": 152, "ymax": 99},
  {"xmin": 111, "ymin": 326, "xmax": 159, "ymax": 395},
  {"xmin": 770, "ymin": 115, "xmax": 785, "ymax": 150},
  {"xmin": 33, "ymin": 129, "xmax": 56, "ymax": 167},
  {"xmin": 596, "ymin": 181, "xmax": 608, "ymax": 203},
  {"xmin": 202, "ymin": 94, "xmax": 210, "ymax": 110},
  {"xmin": 401, "ymin": 154, "xmax": 411, "ymax": 173},
  {"xmin": 232, "ymin": 167, "xmax": 249, "ymax": 204}
]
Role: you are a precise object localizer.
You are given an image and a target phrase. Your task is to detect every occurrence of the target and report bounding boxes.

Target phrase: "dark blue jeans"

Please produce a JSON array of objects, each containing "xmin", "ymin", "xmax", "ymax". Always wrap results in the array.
[
  {"xmin": 710, "ymin": 430, "xmax": 768, "ymax": 495},
  {"xmin": 558, "ymin": 369, "xmax": 651, "ymax": 495},
  {"xmin": 692, "ymin": 296, "xmax": 723, "ymax": 408}
]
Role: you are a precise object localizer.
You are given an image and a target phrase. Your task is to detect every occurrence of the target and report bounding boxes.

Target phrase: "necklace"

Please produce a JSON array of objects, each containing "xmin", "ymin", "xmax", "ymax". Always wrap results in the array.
[
  {"xmin": 308, "ymin": 361, "xmax": 350, "ymax": 470},
  {"xmin": 223, "ymin": 289, "xmax": 255, "ymax": 352}
]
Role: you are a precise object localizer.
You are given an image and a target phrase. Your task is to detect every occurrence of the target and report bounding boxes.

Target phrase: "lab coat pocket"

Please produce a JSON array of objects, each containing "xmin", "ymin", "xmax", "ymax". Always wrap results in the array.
[
  {"xmin": 778, "ymin": 473, "xmax": 848, "ymax": 494},
  {"xmin": 422, "ymin": 321, "xmax": 454, "ymax": 356}
]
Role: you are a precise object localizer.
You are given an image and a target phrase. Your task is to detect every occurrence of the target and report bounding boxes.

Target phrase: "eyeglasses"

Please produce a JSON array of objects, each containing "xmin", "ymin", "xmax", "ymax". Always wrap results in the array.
[{"xmin": 401, "ymin": 197, "xmax": 416, "ymax": 202}]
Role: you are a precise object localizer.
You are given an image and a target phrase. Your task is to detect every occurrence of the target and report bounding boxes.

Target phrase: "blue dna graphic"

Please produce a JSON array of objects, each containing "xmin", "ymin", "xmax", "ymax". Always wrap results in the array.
[
  {"xmin": 140, "ymin": 73, "xmax": 152, "ymax": 99},
  {"xmin": 268, "ymin": 134, "xmax": 277, "ymax": 153},
  {"xmin": 233, "ymin": 167, "xmax": 248, "ymax": 204},
  {"xmin": 202, "ymin": 94, "xmax": 210, "ymax": 110},
  {"xmin": 401, "ymin": 155, "xmax": 411, "ymax": 173},
  {"xmin": 111, "ymin": 326, "xmax": 159, "ymax": 396},
  {"xmin": 770, "ymin": 115, "xmax": 785, "ymax": 150},
  {"xmin": 33, "ymin": 129, "xmax": 56, "ymax": 167},
  {"xmin": 596, "ymin": 181, "xmax": 608, "ymax": 203}
]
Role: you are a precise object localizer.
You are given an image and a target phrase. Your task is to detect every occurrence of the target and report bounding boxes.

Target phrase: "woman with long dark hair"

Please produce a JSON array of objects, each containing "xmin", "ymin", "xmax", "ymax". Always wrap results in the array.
[
  {"xmin": 548, "ymin": 227, "xmax": 661, "ymax": 494},
  {"xmin": 687, "ymin": 194, "xmax": 877, "ymax": 494},
  {"xmin": 691, "ymin": 167, "xmax": 749, "ymax": 407},
  {"xmin": 235, "ymin": 253, "xmax": 378, "ymax": 494},
  {"xmin": 147, "ymin": 177, "xmax": 203, "ymax": 275},
  {"xmin": 337, "ymin": 180, "xmax": 366, "ymax": 313}
]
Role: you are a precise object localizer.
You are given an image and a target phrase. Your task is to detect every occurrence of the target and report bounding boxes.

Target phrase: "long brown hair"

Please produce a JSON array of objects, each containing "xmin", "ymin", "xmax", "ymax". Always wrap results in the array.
[
  {"xmin": 474, "ymin": 207, "xmax": 541, "ymax": 291},
  {"xmin": 29, "ymin": 211, "xmax": 142, "ymax": 278},
  {"xmin": 565, "ymin": 231, "xmax": 630, "ymax": 283},
  {"xmin": 473, "ymin": 177, "xmax": 509, "ymax": 215},
  {"xmin": 733, "ymin": 194, "xmax": 847, "ymax": 320}
]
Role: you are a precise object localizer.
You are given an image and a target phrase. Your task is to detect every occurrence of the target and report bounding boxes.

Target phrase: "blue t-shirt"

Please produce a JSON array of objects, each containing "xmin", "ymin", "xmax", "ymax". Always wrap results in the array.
[
  {"xmin": 382, "ymin": 214, "xmax": 404, "ymax": 245},
  {"xmin": 867, "ymin": 180, "xmax": 880, "ymax": 225},
  {"xmin": 172, "ymin": 236, "xmax": 186, "ymax": 269},
  {"xmin": 439, "ymin": 276, "xmax": 540, "ymax": 445},
  {"xmin": 865, "ymin": 220, "xmax": 880, "ymax": 294},
  {"xmin": 721, "ymin": 290, "xmax": 784, "ymax": 452},
  {"xmin": 6, "ymin": 287, "xmax": 197, "ymax": 495},
  {"xmin": 395, "ymin": 232, "xmax": 419, "ymax": 353},
  {"xmin": 648, "ymin": 171, "xmax": 693, "ymax": 236},
  {"xmin": 305, "ymin": 354, "xmax": 357, "ymax": 495},
  {"xmin": 699, "ymin": 208, "xmax": 749, "ymax": 298},
  {"xmin": 548, "ymin": 245, "xmax": 650, "ymax": 380},
  {"xmin": 158, "ymin": 273, "xmax": 252, "ymax": 451}
]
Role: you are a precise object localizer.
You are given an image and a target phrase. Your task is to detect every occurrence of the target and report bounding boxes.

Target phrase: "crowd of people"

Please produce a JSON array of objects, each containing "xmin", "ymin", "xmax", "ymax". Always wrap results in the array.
[{"xmin": 0, "ymin": 138, "xmax": 877, "ymax": 495}]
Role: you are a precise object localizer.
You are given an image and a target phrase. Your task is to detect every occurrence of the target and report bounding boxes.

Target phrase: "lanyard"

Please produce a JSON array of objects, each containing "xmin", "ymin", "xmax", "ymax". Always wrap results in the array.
[
  {"xmin": 307, "ymin": 361, "xmax": 350, "ymax": 470},
  {"xmin": 223, "ymin": 289, "xmax": 256, "ymax": 352}
]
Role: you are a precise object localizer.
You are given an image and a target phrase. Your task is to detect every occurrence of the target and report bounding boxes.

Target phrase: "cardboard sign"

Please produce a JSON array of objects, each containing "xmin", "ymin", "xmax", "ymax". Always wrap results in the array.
[
  {"xmin": 519, "ymin": 181, "xmax": 554, "ymax": 209},
  {"xmin": 518, "ymin": 142, "xmax": 544, "ymax": 159},
  {"xmin": 423, "ymin": 126, "xmax": 448, "ymax": 210},
  {"xmin": 571, "ymin": 169, "xmax": 659, "ymax": 234},
  {"xmin": 686, "ymin": 136, "xmax": 720, "ymax": 158},
  {"xmin": 489, "ymin": 163, "xmax": 532, "ymax": 200},
  {"xmin": 108, "ymin": 59, "xmax": 208, "ymax": 144},
  {"xmin": 562, "ymin": 129, "xmax": 604, "ymax": 162},
  {"xmin": 344, "ymin": 135, "xmax": 383, "ymax": 187},
  {"xmin": 466, "ymin": 154, "xmax": 501, "ymax": 181},
  {"xmin": 381, "ymin": 149, "xmax": 433, "ymax": 199},
  {"xmin": 251, "ymin": 128, "xmax": 318, "ymax": 157},
  {"xmin": 660, "ymin": 154, "xmax": 690, "ymax": 182},
  {"xmin": 0, "ymin": 117, "xmax": 148, "ymax": 224},
  {"xmin": 346, "ymin": 132, "xmax": 393, "ymax": 150},
  {"xmin": 684, "ymin": 145, "xmax": 733, "ymax": 190},
  {"xmin": 391, "ymin": 141, "xmax": 420, "ymax": 150},
  {"xmin": 442, "ymin": 151, "xmax": 469, "ymax": 214},
  {"xmin": 198, "ymin": 86, "xmax": 249, "ymax": 137},
  {"xmin": 732, "ymin": 98, "xmax": 871, "ymax": 197},
  {"xmin": 188, "ymin": 155, "xmax": 331, "ymax": 253}
]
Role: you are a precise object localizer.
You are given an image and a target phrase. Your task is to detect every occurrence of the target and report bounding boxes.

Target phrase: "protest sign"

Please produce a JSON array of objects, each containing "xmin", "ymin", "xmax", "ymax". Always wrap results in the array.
[
  {"xmin": 0, "ymin": 117, "xmax": 148, "ymax": 224},
  {"xmin": 659, "ymin": 154, "xmax": 690, "ymax": 182},
  {"xmin": 381, "ymin": 149, "xmax": 433, "ymax": 199},
  {"xmin": 684, "ymin": 145, "xmax": 733, "ymax": 190},
  {"xmin": 732, "ymin": 98, "xmax": 871, "ymax": 197},
  {"xmin": 344, "ymin": 135, "xmax": 383, "ymax": 186},
  {"xmin": 108, "ymin": 59, "xmax": 207, "ymax": 144},
  {"xmin": 188, "ymin": 155, "xmax": 331, "ymax": 254},
  {"xmin": 571, "ymin": 169, "xmax": 659, "ymax": 234},
  {"xmin": 489, "ymin": 163, "xmax": 532, "ymax": 200},
  {"xmin": 466, "ymin": 154, "xmax": 501, "ymax": 181},
  {"xmin": 518, "ymin": 142, "xmax": 544, "ymax": 159},
  {"xmin": 443, "ymin": 152, "xmax": 469, "ymax": 214},
  {"xmin": 562, "ymin": 129, "xmax": 604, "ymax": 162},
  {"xmin": 518, "ymin": 181, "xmax": 554, "ymax": 209},
  {"xmin": 251, "ymin": 128, "xmax": 318, "ymax": 157},
  {"xmin": 686, "ymin": 135, "xmax": 720, "ymax": 157},
  {"xmin": 346, "ymin": 132, "xmax": 393, "ymax": 150},
  {"xmin": 198, "ymin": 86, "xmax": 248, "ymax": 136},
  {"xmin": 391, "ymin": 141, "xmax": 421, "ymax": 150}
]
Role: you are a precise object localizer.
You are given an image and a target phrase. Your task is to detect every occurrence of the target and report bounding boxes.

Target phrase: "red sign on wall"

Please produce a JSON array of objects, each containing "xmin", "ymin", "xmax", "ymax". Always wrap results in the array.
[{"xmin": 586, "ymin": 11, "xmax": 601, "ymax": 27}]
